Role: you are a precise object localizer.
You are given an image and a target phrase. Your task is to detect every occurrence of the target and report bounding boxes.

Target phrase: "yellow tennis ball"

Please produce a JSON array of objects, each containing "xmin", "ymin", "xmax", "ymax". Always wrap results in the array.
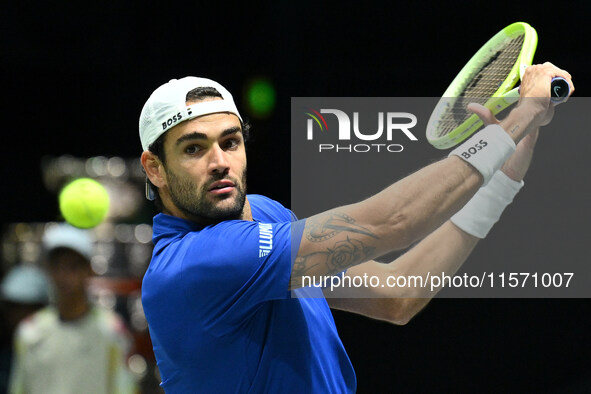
[{"xmin": 59, "ymin": 178, "xmax": 110, "ymax": 229}]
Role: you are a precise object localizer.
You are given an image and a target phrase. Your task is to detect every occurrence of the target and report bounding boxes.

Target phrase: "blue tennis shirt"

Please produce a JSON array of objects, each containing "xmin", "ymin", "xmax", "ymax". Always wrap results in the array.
[{"xmin": 142, "ymin": 194, "xmax": 356, "ymax": 393}]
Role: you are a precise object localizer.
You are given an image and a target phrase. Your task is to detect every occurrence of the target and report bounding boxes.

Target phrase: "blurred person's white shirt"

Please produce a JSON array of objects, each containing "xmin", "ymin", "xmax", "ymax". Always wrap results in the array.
[{"xmin": 9, "ymin": 305, "xmax": 137, "ymax": 394}]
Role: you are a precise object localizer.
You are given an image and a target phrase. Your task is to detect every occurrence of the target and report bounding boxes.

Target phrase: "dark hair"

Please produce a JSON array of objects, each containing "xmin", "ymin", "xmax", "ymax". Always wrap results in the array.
[
  {"xmin": 46, "ymin": 247, "xmax": 90, "ymax": 267},
  {"xmin": 147, "ymin": 86, "xmax": 250, "ymax": 212}
]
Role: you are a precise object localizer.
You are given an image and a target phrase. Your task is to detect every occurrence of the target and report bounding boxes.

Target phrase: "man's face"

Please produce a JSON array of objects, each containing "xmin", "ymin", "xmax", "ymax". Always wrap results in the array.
[
  {"xmin": 160, "ymin": 106, "xmax": 247, "ymax": 224},
  {"xmin": 48, "ymin": 250, "xmax": 91, "ymax": 297}
]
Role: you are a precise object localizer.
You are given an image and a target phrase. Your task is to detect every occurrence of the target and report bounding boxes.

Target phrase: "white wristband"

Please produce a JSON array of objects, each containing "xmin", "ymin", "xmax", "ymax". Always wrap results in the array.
[
  {"xmin": 451, "ymin": 170, "xmax": 524, "ymax": 238},
  {"xmin": 449, "ymin": 125, "xmax": 516, "ymax": 185}
]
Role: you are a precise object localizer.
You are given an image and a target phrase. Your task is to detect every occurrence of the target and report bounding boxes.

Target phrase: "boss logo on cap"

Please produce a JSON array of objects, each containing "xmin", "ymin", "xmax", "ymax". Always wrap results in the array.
[{"xmin": 162, "ymin": 112, "xmax": 183, "ymax": 130}]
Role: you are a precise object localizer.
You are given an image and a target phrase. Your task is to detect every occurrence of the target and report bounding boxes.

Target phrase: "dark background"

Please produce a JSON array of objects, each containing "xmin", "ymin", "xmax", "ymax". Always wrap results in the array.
[{"xmin": 2, "ymin": 1, "xmax": 590, "ymax": 392}]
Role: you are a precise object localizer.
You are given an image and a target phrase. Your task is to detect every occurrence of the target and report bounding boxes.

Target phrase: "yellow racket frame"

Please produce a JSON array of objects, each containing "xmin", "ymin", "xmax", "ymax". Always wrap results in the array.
[{"xmin": 427, "ymin": 22, "xmax": 538, "ymax": 149}]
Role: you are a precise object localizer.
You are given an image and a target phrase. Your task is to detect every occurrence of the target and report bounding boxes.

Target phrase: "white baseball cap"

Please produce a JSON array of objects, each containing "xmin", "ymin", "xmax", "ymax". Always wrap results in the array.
[
  {"xmin": 42, "ymin": 223, "xmax": 94, "ymax": 260},
  {"xmin": 139, "ymin": 76, "xmax": 243, "ymax": 151},
  {"xmin": 1, "ymin": 265, "xmax": 50, "ymax": 304}
]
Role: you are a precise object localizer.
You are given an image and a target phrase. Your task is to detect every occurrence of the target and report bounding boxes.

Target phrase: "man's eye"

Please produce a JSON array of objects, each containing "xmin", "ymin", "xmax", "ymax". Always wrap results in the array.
[
  {"xmin": 224, "ymin": 139, "xmax": 240, "ymax": 150},
  {"xmin": 185, "ymin": 145, "xmax": 202, "ymax": 154}
]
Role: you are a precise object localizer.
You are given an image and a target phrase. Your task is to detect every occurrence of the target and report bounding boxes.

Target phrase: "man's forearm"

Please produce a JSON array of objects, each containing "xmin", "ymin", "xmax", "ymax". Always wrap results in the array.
[
  {"xmin": 326, "ymin": 220, "xmax": 479, "ymax": 324},
  {"xmin": 350, "ymin": 156, "xmax": 482, "ymax": 251},
  {"xmin": 291, "ymin": 156, "xmax": 482, "ymax": 289},
  {"xmin": 500, "ymin": 101, "xmax": 545, "ymax": 144},
  {"xmin": 343, "ymin": 102, "xmax": 544, "ymax": 252},
  {"xmin": 327, "ymin": 166, "xmax": 526, "ymax": 322},
  {"xmin": 291, "ymin": 104, "xmax": 541, "ymax": 288}
]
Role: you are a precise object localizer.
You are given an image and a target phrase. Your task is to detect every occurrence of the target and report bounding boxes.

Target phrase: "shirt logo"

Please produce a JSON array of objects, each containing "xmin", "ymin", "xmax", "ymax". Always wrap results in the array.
[{"xmin": 258, "ymin": 223, "xmax": 273, "ymax": 257}]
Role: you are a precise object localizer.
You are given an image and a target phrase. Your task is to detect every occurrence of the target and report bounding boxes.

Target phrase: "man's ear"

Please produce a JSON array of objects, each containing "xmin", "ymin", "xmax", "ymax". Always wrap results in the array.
[{"xmin": 141, "ymin": 151, "xmax": 167, "ymax": 188}]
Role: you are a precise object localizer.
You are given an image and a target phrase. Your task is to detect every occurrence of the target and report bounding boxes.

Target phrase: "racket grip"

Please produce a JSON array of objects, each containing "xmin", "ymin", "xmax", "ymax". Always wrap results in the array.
[
  {"xmin": 550, "ymin": 77, "xmax": 570, "ymax": 103},
  {"xmin": 517, "ymin": 77, "xmax": 570, "ymax": 104}
]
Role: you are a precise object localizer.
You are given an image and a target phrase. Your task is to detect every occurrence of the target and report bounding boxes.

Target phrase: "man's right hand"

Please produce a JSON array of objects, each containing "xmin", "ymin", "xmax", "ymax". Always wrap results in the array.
[
  {"xmin": 498, "ymin": 63, "xmax": 573, "ymax": 145},
  {"xmin": 518, "ymin": 62, "xmax": 574, "ymax": 126}
]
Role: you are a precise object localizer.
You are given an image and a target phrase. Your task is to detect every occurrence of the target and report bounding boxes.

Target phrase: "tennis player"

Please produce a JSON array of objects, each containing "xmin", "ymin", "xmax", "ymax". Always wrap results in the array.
[{"xmin": 139, "ymin": 64, "xmax": 572, "ymax": 393}]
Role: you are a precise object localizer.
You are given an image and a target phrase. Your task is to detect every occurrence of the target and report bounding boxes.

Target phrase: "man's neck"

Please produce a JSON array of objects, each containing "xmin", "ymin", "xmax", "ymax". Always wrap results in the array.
[
  {"xmin": 242, "ymin": 197, "xmax": 253, "ymax": 221},
  {"xmin": 56, "ymin": 293, "xmax": 90, "ymax": 322}
]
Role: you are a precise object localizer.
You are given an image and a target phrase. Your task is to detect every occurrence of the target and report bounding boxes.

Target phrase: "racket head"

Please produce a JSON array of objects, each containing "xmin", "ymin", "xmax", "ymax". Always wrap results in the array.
[{"xmin": 427, "ymin": 22, "xmax": 538, "ymax": 149}]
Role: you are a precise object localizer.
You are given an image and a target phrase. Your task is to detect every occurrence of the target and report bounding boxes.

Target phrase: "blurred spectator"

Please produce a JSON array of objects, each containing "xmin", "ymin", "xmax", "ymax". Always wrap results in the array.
[
  {"xmin": 1, "ymin": 265, "xmax": 50, "ymax": 394},
  {"xmin": 9, "ymin": 223, "xmax": 138, "ymax": 394}
]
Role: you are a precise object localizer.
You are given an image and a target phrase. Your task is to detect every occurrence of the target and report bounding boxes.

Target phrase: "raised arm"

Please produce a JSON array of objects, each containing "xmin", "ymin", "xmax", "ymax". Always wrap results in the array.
[
  {"xmin": 290, "ymin": 63, "xmax": 573, "ymax": 290},
  {"xmin": 290, "ymin": 155, "xmax": 481, "ymax": 289},
  {"xmin": 327, "ymin": 127, "xmax": 539, "ymax": 324}
]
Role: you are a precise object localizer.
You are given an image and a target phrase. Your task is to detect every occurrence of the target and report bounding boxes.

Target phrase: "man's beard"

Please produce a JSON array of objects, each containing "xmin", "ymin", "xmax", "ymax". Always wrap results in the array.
[{"xmin": 166, "ymin": 168, "xmax": 247, "ymax": 223}]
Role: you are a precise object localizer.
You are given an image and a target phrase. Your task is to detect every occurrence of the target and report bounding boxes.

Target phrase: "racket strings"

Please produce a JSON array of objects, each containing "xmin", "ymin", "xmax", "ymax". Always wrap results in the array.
[{"xmin": 436, "ymin": 34, "xmax": 525, "ymax": 137}]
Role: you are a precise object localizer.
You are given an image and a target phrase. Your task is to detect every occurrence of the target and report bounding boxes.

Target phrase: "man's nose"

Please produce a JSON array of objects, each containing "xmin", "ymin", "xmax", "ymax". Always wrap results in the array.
[{"xmin": 208, "ymin": 144, "xmax": 230, "ymax": 175}]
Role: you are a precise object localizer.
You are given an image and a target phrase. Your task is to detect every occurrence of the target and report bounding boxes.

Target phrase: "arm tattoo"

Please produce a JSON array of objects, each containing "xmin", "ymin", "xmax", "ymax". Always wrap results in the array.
[
  {"xmin": 509, "ymin": 125, "xmax": 520, "ymax": 135},
  {"xmin": 306, "ymin": 212, "xmax": 378, "ymax": 242},
  {"xmin": 291, "ymin": 237, "xmax": 375, "ymax": 287},
  {"xmin": 291, "ymin": 212, "xmax": 378, "ymax": 288}
]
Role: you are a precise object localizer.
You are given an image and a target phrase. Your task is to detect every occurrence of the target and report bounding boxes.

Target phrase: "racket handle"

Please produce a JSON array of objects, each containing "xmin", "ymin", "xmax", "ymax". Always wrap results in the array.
[
  {"xmin": 550, "ymin": 77, "xmax": 570, "ymax": 103},
  {"xmin": 517, "ymin": 77, "xmax": 570, "ymax": 104}
]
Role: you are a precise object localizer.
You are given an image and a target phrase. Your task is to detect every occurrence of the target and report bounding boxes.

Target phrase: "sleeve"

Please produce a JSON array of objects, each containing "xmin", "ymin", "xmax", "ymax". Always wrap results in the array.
[
  {"xmin": 9, "ymin": 328, "xmax": 27, "ymax": 394},
  {"xmin": 181, "ymin": 219, "xmax": 305, "ymax": 329},
  {"xmin": 108, "ymin": 344, "xmax": 138, "ymax": 394},
  {"xmin": 105, "ymin": 313, "xmax": 138, "ymax": 394}
]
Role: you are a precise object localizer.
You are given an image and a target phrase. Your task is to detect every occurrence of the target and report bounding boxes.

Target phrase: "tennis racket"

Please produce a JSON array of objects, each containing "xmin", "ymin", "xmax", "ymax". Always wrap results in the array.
[{"xmin": 426, "ymin": 22, "xmax": 570, "ymax": 149}]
